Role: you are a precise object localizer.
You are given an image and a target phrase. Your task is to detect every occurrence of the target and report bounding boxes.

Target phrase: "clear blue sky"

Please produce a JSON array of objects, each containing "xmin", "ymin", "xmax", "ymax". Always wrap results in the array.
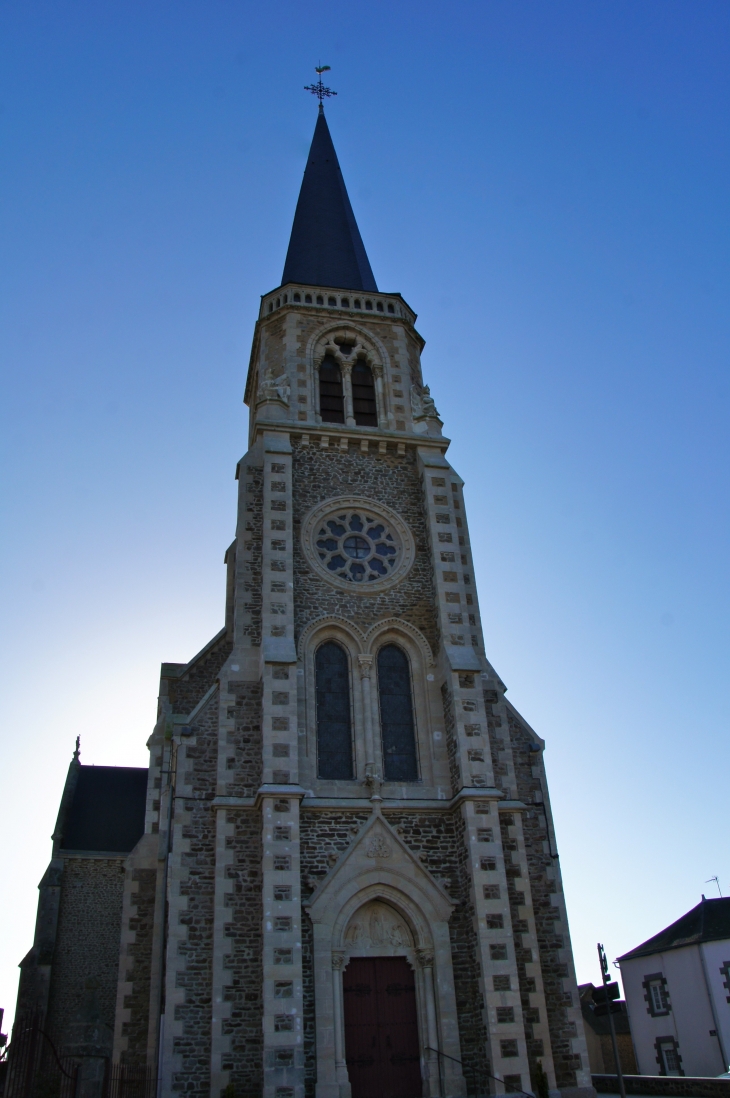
[{"xmin": 1, "ymin": 0, "xmax": 728, "ymax": 1028}]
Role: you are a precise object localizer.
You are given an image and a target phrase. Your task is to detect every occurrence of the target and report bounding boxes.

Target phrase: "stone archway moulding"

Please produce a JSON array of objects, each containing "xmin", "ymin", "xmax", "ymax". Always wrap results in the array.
[
  {"xmin": 297, "ymin": 614, "xmax": 434, "ymax": 667},
  {"xmin": 306, "ymin": 811, "xmax": 467, "ymax": 1098},
  {"xmin": 305, "ymin": 321, "xmax": 391, "ymax": 373}
]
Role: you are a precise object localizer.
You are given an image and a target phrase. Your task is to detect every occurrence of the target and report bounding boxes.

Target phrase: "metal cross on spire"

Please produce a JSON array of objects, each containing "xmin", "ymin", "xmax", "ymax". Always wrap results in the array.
[{"xmin": 304, "ymin": 64, "xmax": 337, "ymax": 111}]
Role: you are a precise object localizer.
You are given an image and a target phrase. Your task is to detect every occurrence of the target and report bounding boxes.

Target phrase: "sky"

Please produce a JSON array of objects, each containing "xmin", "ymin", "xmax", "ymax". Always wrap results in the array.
[{"xmin": 1, "ymin": 0, "xmax": 728, "ymax": 1032}]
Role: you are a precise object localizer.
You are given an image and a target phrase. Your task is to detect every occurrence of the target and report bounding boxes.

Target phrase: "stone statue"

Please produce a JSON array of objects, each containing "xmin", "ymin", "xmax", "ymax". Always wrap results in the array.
[
  {"xmin": 257, "ymin": 366, "xmax": 290, "ymax": 406},
  {"xmin": 411, "ymin": 383, "xmax": 439, "ymax": 419}
]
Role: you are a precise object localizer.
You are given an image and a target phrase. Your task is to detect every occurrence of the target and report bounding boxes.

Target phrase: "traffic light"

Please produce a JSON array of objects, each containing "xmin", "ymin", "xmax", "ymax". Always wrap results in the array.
[{"xmin": 593, "ymin": 982, "xmax": 621, "ymax": 1016}]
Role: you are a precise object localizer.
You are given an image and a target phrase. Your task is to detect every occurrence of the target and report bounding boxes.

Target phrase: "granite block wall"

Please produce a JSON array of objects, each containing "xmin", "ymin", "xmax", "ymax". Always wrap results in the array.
[
  {"xmin": 508, "ymin": 707, "xmax": 583, "ymax": 1089},
  {"xmin": 169, "ymin": 634, "xmax": 233, "ymax": 716},
  {"xmin": 121, "ymin": 866, "xmax": 157, "ymax": 1064},
  {"xmin": 384, "ymin": 810, "xmax": 492, "ymax": 1098},
  {"xmin": 221, "ymin": 808, "xmax": 263, "ymax": 1096},
  {"xmin": 224, "ymin": 681, "xmax": 263, "ymax": 798},
  {"xmin": 291, "ymin": 441, "xmax": 439, "ymax": 655},
  {"xmin": 171, "ymin": 696, "xmax": 219, "ymax": 1097},
  {"xmin": 46, "ymin": 857, "xmax": 127, "ymax": 1049}
]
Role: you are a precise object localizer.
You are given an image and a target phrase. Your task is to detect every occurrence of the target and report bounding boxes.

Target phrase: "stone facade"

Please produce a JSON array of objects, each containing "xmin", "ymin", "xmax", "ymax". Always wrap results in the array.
[
  {"xmin": 46, "ymin": 857, "xmax": 127, "ymax": 1046},
  {"xmin": 16, "ymin": 129, "xmax": 594, "ymax": 1098},
  {"xmin": 291, "ymin": 442, "xmax": 439, "ymax": 656}
]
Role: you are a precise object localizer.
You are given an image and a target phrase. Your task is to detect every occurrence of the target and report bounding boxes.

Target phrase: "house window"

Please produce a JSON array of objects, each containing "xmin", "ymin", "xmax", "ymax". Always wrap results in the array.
[
  {"xmin": 319, "ymin": 355, "xmax": 345, "ymax": 423},
  {"xmin": 315, "ymin": 642, "xmax": 353, "ymax": 779},
  {"xmin": 643, "ymin": 973, "xmax": 671, "ymax": 1016},
  {"xmin": 351, "ymin": 360, "xmax": 378, "ymax": 426},
  {"xmin": 656, "ymin": 1037, "xmax": 683, "ymax": 1076},
  {"xmin": 378, "ymin": 644, "xmax": 418, "ymax": 781}
]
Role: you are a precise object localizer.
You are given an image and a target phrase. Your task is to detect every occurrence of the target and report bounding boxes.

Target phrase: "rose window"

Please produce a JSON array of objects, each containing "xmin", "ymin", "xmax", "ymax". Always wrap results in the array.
[{"xmin": 315, "ymin": 510, "xmax": 400, "ymax": 584}]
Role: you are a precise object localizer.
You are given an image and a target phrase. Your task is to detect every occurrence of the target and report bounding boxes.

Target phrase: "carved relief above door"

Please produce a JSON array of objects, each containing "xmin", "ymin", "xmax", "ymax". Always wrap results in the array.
[{"xmin": 344, "ymin": 899, "xmax": 414, "ymax": 953}]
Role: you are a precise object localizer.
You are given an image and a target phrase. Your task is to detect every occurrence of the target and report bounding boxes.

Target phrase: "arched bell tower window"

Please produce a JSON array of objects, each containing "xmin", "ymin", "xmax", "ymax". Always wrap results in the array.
[
  {"xmin": 319, "ymin": 355, "xmax": 345, "ymax": 424},
  {"xmin": 315, "ymin": 642, "xmax": 353, "ymax": 779},
  {"xmin": 377, "ymin": 644, "xmax": 418, "ymax": 781},
  {"xmin": 352, "ymin": 360, "xmax": 378, "ymax": 427}
]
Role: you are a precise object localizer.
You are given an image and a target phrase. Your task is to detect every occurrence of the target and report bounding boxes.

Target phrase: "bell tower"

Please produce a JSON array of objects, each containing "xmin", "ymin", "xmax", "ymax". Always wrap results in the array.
[
  {"xmin": 113, "ymin": 100, "xmax": 593, "ymax": 1098},
  {"xmin": 228, "ymin": 103, "xmax": 593, "ymax": 1098}
]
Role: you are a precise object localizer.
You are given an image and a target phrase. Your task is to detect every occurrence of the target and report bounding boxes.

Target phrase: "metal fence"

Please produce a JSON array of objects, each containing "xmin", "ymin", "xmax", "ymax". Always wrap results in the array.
[
  {"xmin": 3, "ymin": 1013, "xmax": 78, "ymax": 1098},
  {"xmin": 106, "ymin": 1063, "xmax": 156, "ymax": 1098}
]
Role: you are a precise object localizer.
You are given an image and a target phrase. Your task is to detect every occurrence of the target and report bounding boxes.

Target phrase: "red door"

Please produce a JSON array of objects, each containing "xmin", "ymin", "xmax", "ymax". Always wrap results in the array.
[{"xmin": 343, "ymin": 956, "xmax": 422, "ymax": 1098}]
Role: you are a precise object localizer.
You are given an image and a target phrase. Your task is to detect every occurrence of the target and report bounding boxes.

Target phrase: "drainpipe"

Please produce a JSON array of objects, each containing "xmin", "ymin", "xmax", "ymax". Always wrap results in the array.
[{"xmin": 699, "ymin": 941, "xmax": 729, "ymax": 1072}]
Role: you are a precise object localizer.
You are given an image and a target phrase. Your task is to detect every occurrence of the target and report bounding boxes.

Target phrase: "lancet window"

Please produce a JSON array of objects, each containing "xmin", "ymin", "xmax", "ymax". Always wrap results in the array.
[
  {"xmin": 315, "ymin": 641, "xmax": 354, "ymax": 779},
  {"xmin": 319, "ymin": 355, "xmax": 345, "ymax": 424},
  {"xmin": 377, "ymin": 644, "xmax": 418, "ymax": 780},
  {"xmin": 351, "ymin": 360, "xmax": 378, "ymax": 426}
]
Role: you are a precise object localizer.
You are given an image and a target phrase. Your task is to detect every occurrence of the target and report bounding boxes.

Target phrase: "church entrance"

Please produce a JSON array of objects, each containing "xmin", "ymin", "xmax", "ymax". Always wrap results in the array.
[{"xmin": 343, "ymin": 956, "xmax": 422, "ymax": 1098}]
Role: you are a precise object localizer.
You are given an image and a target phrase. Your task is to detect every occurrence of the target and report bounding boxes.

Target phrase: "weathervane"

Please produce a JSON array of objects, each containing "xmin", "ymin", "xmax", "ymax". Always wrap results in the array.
[{"xmin": 304, "ymin": 64, "xmax": 337, "ymax": 111}]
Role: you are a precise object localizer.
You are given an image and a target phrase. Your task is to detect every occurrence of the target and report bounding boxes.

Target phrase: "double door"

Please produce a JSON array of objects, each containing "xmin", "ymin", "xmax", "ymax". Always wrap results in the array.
[{"xmin": 343, "ymin": 956, "xmax": 422, "ymax": 1098}]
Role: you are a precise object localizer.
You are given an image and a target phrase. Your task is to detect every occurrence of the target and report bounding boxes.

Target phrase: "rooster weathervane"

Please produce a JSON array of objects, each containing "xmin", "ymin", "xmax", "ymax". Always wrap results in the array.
[{"xmin": 304, "ymin": 64, "xmax": 337, "ymax": 109}]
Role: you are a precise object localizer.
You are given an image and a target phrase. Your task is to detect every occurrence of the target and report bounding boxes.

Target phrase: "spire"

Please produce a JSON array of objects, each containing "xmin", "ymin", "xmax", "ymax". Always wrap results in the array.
[{"xmin": 282, "ymin": 110, "xmax": 377, "ymax": 292}]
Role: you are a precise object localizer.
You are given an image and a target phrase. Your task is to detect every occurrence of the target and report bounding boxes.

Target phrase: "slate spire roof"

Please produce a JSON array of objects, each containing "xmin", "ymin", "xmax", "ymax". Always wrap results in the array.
[
  {"xmin": 282, "ymin": 108, "xmax": 377, "ymax": 292},
  {"xmin": 618, "ymin": 897, "xmax": 730, "ymax": 961}
]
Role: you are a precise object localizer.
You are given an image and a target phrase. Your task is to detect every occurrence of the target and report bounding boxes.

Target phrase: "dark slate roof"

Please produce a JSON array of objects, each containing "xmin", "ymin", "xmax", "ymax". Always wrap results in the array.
[
  {"xmin": 60, "ymin": 766, "xmax": 147, "ymax": 853},
  {"xmin": 282, "ymin": 109, "xmax": 377, "ymax": 292},
  {"xmin": 618, "ymin": 898, "xmax": 730, "ymax": 961}
]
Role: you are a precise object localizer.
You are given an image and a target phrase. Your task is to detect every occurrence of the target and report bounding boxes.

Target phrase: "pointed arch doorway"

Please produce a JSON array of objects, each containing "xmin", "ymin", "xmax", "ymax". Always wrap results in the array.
[{"xmin": 343, "ymin": 956, "xmax": 421, "ymax": 1098}]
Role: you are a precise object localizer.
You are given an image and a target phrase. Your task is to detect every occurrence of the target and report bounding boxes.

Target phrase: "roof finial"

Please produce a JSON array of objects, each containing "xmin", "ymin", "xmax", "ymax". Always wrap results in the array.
[
  {"xmin": 304, "ymin": 64, "xmax": 337, "ymax": 113},
  {"xmin": 73, "ymin": 735, "xmax": 81, "ymax": 762}
]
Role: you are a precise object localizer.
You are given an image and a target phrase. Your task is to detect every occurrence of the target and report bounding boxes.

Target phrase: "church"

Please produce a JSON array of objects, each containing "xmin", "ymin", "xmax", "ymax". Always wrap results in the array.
[{"xmin": 13, "ymin": 99, "xmax": 592, "ymax": 1098}]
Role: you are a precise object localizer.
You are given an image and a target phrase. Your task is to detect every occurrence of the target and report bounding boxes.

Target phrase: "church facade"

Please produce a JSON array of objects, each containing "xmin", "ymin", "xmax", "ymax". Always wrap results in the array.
[{"xmin": 14, "ymin": 107, "xmax": 592, "ymax": 1098}]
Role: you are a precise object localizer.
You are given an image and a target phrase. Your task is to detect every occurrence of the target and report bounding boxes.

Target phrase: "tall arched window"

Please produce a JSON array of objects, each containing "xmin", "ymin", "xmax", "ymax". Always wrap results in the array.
[
  {"xmin": 319, "ymin": 355, "xmax": 345, "ymax": 423},
  {"xmin": 352, "ymin": 360, "xmax": 378, "ymax": 426},
  {"xmin": 315, "ymin": 642, "xmax": 353, "ymax": 779},
  {"xmin": 377, "ymin": 645, "xmax": 418, "ymax": 781}
]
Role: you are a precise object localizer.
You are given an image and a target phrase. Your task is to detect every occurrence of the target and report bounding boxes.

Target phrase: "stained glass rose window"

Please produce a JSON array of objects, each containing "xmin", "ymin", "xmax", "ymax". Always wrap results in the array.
[
  {"xmin": 302, "ymin": 497, "xmax": 415, "ymax": 593},
  {"xmin": 315, "ymin": 510, "xmax": 399, "ymax": 583}
]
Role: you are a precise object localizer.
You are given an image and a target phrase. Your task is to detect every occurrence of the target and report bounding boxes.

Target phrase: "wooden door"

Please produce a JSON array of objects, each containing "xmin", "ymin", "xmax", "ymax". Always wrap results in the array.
[{"xmin": 343, "ymin": 956, "xmax": 422, "ymax": 1098}]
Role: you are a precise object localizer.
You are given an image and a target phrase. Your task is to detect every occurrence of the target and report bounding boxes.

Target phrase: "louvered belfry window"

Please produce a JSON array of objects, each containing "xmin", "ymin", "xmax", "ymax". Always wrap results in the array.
[
  {"xmin": 315, "ymin": 642, "xmax": 353, "ymax": 779},
  {"xmin": 352, "ymin": 360, "xmax": 378, "ymax": 426},
  {"xmin": 378, "ymin": 645, "xmax": 418, "ymax": 780},
  {"xmin": 319, "ymin": 355, "xmax": 345, "ymax": 423}
]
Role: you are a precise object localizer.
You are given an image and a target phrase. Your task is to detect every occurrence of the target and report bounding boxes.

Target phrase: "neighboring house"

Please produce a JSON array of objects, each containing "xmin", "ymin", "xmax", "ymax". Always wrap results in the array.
[
  {"xmin": 618, "ymin": 897, "xmax": 730, "ymax": 1078},
  {"xmin": 578, "ymin": 983, "xmax": 637, "ymax": 1075}
]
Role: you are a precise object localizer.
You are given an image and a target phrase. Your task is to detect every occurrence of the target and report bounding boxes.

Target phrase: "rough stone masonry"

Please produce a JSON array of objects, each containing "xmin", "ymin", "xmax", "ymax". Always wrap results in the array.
[{"xmin": 14, "ymin": 106, "xmax": 594, "ymax": 1098}]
